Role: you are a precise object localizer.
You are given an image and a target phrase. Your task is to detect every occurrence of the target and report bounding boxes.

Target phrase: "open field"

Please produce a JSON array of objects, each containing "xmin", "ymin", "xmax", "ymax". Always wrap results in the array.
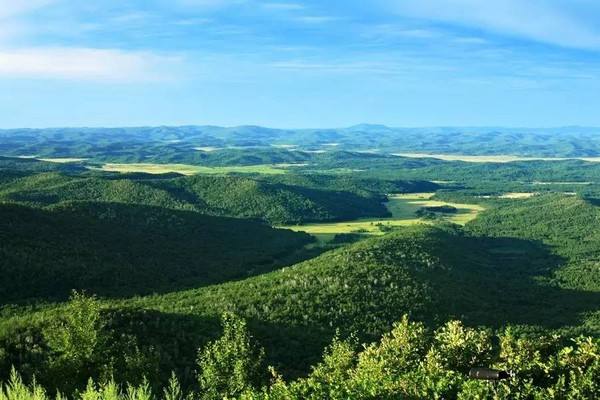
[
  {"xmin": 531, "ymin": 181, "xmax": 593, "ymax": 185},
  {"xmin": 393, "ymin": 153, "xmax": 600, "ymax": 163},
  {"xmin": 193, "ymin": 147, "xmax": 221, "ymax": 152},
  {"xmin": 37, "ymin": 157, "xmax": 88, "ymax": 163},
  {"xmin": 388, "ymin": 193, "xmax": 484, "ymax": 223},
  {"xmin": 16, "ymin": 156, "xmax": 88, "ymax": 163},
  {"xmin": 479, "ymin": 192, "xmax": 538, "ymax": 199},
  {"xmin": 499, "ymin": 192, "xmax": 537, "ymax": 199},
  {"xmin": 96, "ymin": 163, "xmax": 288, "ymax": 175},
  {"xmin": 281, "ymin": 193, "xmax": 484, "ymax": 243}
]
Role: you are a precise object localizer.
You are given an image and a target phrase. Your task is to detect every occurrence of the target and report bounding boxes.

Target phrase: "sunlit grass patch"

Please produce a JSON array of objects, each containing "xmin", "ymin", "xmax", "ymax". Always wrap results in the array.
[
  {"xmin": 499, "ymin": 192, "xmax": 537, "ymax": 199},
  {"xmin": 38, "ymin": 158, "xmax": 88, "ymax": 163},
  {"xmin": 96, "ymin": 163, "xmax": 288, "ymax": 175},
  {"xmin": 393, "ymin": 153, "xmax": 600, "ymax": 163},
  {"xmin": 281, "ymin": 192, "xmax": 484, "ymax": 243}
]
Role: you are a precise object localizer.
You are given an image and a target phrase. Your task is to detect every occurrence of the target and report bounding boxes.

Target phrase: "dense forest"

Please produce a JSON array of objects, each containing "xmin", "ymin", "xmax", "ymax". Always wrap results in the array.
[
  {"xmin": 0, "ymin": 169, "xmax": 431, "ymax": 224},
  {"xmin": 2, "ymin": 298, "xmax": 598, "ymax": 399},
  {"xmin": 1, "ymin": 138, "xmax": 599, "ymax": 398}
]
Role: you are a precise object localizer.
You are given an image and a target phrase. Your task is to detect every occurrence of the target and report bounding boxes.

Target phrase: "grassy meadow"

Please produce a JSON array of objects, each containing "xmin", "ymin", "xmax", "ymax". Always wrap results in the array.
[
  {"xmin": 96, "ymin": 163, "xmax": 289, "ymax": 175},
  {"xmin": 394, "ymin": 152, "xmax": 600, "ymax": 163},
  {"xmin": 281, "ymin": 192, "xmax": 484, "ymax": 243}
]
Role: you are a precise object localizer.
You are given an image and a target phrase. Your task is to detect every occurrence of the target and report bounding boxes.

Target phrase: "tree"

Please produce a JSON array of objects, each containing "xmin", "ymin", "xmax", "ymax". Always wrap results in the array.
[
  {"xmin": 44, "ymin": 291, "xmax": 105, "ymax": 390},
  {"xmin": 197, "ymin": 312, "xmax": 265, "ymax": 400}
]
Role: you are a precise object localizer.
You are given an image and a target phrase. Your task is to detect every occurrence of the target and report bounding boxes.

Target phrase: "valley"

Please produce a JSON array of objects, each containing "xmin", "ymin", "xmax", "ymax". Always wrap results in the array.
[
  {"xmin": 3, "ymin": 0, "xmax": 600, "ymax": 396},
  {"xmin": 0, "ymin": 129, "xmax": 599, "ymax": 399}
]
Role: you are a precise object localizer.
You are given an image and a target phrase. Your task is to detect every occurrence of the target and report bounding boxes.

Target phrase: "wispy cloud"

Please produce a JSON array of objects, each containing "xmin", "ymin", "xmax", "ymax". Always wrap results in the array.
[
  {"xmin": 0, "ymin": 47, "xmax": 182, "ymax": 82},
  {"xmin": 0, "ymin": 0, "xmax": 56, "ymax": 19},
  {"xmin": 364, "ymin": 25, "xmax": 440, "ymax": 40},
  {"xmin": 386, "ymin": 0, "xmax": 600, "ymax": 50},
  {"xmin": 262, "ymin": 2, "xmax": 304, "ymax": 11},
  {"xmin": 294, "ymin": 15, "xmax": 340, "ymax": 24},
  {"xmin": 175, "ymin": 0, "xmax": 247, "ymax": 9},
  {"xmin": 268, "ymin": 59, "xmax": 454, "ymax": 76},
  {"xmin": 0, "ymin": 0, "xmax": 57, "ymax": 44}
]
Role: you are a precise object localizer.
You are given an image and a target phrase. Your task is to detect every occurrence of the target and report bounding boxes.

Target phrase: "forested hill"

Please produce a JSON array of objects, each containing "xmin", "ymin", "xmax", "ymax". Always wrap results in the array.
[
  {"xmin": 0, "ymin": 201, "xmax": 312, "ymax": 303},
  {"xmin": 150, "ymin": 174, "xmax": 392, "ymax": 223},
  {"xmin": 2, "ymin": 223, "xmax": 598, "ymax": 390},
  {"xmin": 0, "ymin": 170, "xmax": 417, "ymax": 224},
  {"xmin": 467, "ymin": 194, "xmax": 600, "ymax": 292}
]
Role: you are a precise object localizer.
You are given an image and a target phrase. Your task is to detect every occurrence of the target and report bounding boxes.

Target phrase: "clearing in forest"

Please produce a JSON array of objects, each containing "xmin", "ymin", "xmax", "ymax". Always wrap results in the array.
[
  {"xmin": 281, "ymin": 193, "xmax": 483, "ymax": 243},
  {"xmin": 393, "ymin": 153, "xmax": 600, "ymax": 163},
  {"xmin": 96, "ymin": 163, "xmax": 289, "ymax": 175}
]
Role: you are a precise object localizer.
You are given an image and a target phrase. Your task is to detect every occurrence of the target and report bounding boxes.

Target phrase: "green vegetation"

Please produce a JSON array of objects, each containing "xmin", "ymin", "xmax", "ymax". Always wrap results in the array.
[
  {"xmin": 4, "ymin": 125, "xmax": 600, "ymax": 159},
  {"xmin": 3, "ymin": 221, "xmax": 598, "ymax": 392},
  {"xmin": 2, "ymin": 310, "xmax": 598, "ymax": 399},
  {"xmin": 395, "ymin": 152, "xmax": 600, "ymax": 163},
  {"xmin": 0, "ymin": 201, "xmax": 312, "ymax": 303},
  {"xmin": 2, "ymin": 131, "xmax": 600, "ymax": 398},
  {"xmin": 281, "ymin": 193, "xmax": 483, "ymax": 242},
  {"xmin": 0, "ymin": 172, "xmax": 394, "ymax": 224},
  {"xmin": 467, "ymin": 194, "xmax": 600, "ymax": 293},
  {"xmin": 153, "ymin": 174, "xmax": 392, "ymax": 224}
]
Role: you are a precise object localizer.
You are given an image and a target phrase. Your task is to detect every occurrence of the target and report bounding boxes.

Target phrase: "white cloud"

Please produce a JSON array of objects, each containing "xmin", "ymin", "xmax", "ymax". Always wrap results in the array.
[
  {"xmin": 175, "ymin": 0, "xmax": 247, "ymax": 8},
  {"xmin": 262, "ymin": 3, "xmax": 304, "ymax": 11},
  {"xmin": 0, "ymin": 0, "xmax": 56, "ymax": 19},
  {"xmin": 295, "ymin": 16, "xmax": 339, "ymax": 24},
  {"xmin": 387, "ymin": 0, "xmax": 600, "ymax": 50},
  {"xmin": 0, "ymin": 47, "xmax": 181, "ymax": 82},
  {"xmin": 268, "ymin": 59, "xmax": 452, "ymax": 76},
  {"xmin": 0, "ymin": 0, "xmax": 58, "ymax": 44},
  {"xmin": 365, "ymin": 25, "xmax": 440, "ymax": 40}
]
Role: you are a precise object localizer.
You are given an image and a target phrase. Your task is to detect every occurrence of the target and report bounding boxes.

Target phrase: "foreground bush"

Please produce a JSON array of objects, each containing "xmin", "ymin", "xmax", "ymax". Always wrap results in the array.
[{"xmin": 2, "ymin": 312, "xmax": 598, "ymax": 399}]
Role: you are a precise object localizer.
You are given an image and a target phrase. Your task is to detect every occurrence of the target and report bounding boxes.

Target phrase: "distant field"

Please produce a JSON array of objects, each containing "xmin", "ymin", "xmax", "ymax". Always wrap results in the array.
[
  {"xmin": 388, "ymin": 193, "xmax": 484, "ymax": 223},
  {"xmin": 393, "ymin": 153, "xmax": 600, "ymax": 163},
  {"xmin": 281, "ymin": 193, "xmax": 483, "ymax": 243},
  {"xmin": 38, "ymin": 157, "xmax": 88, "ymax": 163},
  {"xmin": 532, "ymin": 181, "xmax": 593, "ymax": 185},
  {"xmin": 16, "ymin": 156, "xmax": 88, "ymax": 163},
  {"xmin": 97, "ymin": 163, "xmax": 288, "ymax": 175},
  {"xmin": 499, "ymin": 192, "xmax": 537, "ymax": 199},
  {"xmin": 193, "ymin": 147, "xmax": 221, "ymax": 152},
  {"xmin": 479, "ymin": 192, "xmax": 538, "ymax": 199}
]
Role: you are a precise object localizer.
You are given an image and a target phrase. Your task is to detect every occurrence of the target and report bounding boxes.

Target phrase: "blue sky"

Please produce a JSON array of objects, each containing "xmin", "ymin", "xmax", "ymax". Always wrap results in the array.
[{"xmin": 2, "ymin": 0, "xmax": 600, "ymax": 128}]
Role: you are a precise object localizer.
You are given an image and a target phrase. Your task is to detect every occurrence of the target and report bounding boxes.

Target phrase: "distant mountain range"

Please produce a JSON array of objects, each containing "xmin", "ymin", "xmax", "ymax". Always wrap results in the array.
[{"xmin": 2, "ymin": 125, "xmax": 600, "ymax": 158}]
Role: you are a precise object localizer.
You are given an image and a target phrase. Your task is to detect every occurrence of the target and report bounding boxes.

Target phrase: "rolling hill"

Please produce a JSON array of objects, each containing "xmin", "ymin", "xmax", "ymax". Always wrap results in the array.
[
  {"xmin": 3, "ymin": 215, "xmax": 597, "ymax": 387},
  {"xmin": 0, "ymin": 201, "xmax": 313, "ymax": 303},
  {"xmin": 4, "ymin": 125, "xmax": 600, "ymax": 159},
  {"xmin": 0, "ymin": 171, "xmax": 396, "ymax": 224}
]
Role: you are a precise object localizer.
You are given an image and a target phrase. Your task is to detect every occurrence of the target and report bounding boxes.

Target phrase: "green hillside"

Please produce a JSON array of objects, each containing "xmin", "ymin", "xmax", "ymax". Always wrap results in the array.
[
  {"xmin": 0, "ymin": 201, "xmax": 312, "ymax": 303},
  {"xmin": 0, "ymin": 172, "xmax": 395, "ymax": 224},
  {"xmin": 3, "ymin": 219, "xmax": 597, "ymax": 389},
  {"xmin": 467, "ymin": 194, "xmax": 600, "ymax": 292},
  {"xmin": 151, "ymin": 174, "xmax": 391, "ymax": 223},
  {"xmin": 1, "ymin": 149, "xmax": 599, "ymax": 397}
]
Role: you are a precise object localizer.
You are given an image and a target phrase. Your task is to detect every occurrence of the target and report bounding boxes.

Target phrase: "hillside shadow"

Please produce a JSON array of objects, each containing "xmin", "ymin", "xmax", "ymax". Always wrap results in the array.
[
  {"xmin": 420, "ymin": 232, "xmax": 600, "ymax": 332},
  {"xmin": 105, "ymin": 308, "xmax": 333, "ymax": 388},
  {"xmin": 0, "ymin": 202, "xmax": 320, "ymax": 305},
  {"xmin": 87, "ymin": 231, "xmax": 600, "ymax": 389}
]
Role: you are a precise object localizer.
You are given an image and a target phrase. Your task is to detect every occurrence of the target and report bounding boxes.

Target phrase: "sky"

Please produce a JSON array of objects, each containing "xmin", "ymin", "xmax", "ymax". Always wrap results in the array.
[{"xmin": 2, "ymin": 0, "xmax": 600, "ymax": 128}]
